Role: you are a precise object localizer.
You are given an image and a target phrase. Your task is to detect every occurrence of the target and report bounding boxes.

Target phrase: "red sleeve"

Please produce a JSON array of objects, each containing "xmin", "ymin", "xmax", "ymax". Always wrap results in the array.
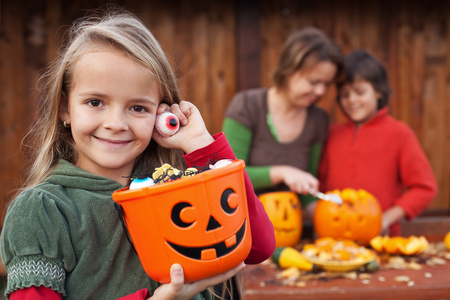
[
  {"xmin": 184, "ymin": 132, "xmax": 276, "ymax": 264},
  {"xmin": 395, "ymin": 128, "xmax": 438, "ymax": 219},
  {"xmin": 10, "ymin": 286, "xmax": 62, "ymax": 300},
  {"xmin": 10, "ymin": 287, "xmax": 150, "ymax": 300},
  {"xmin": 117, "ymin": 288, "xmax": 150, "ymax": 299}
]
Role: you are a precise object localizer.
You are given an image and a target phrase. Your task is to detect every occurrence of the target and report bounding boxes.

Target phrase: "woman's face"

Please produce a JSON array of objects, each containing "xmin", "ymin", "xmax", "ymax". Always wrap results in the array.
[
  {"xmin": 60, "ymin": 47, "xmax": 160, "ymax": 183},
  {"xmin": 284, "ymin": 61, "xmax": 337, "ymax": 107},
  {"xmin": 339, "ymin": 78, "xmax": 381, "ymax": 125}
]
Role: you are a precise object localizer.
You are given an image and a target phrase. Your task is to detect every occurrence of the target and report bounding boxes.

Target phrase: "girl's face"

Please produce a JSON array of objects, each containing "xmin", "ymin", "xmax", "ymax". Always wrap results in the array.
[
  {"xmin": 339, "ymin": 78, "xmax": 381, "ymax": 126},
  {"xmin": 284, "ymin": 61, "xmax": 337, "ymax": 107},
  {"xmin": 60, "ymin": 47, "xmax": 160, "ymax": 183}
]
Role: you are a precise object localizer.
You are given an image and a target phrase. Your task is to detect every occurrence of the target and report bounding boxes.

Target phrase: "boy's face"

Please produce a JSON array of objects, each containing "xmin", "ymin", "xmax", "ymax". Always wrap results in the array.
[
  {"xmin": 60, "ymin": 47, "xmax": 160, "ymax": 184},
  {"xmin": 339, "ymin": 78, "xmax": 381, "ymax": 126}
]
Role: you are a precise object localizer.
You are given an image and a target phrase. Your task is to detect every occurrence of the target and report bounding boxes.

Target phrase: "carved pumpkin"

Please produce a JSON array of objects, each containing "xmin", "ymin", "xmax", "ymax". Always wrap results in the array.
[
  {"xmin": 112, "ymin": 160, "xmax": 251, "ymax": 283},
  {"xmin": 314, "ymin": 188, "xmax": 382, "ymax": 245},
  {"xmin": 259, "ymin": 192, "xmax": 302, "ymax": 247}
]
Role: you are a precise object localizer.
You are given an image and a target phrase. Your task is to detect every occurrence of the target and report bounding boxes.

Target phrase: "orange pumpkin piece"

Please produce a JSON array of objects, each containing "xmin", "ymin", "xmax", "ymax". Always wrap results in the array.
[
  {"xmin": 444, "ymin": 232, "xmax": 450, "ymax": 251},
  {"xmin": 370, "ymin": 236, "xmax": 386, "ymax": 252},
  {"xmin": 383, "ymin": 237, "xmax": 402, "ymax": 254},
  {"xmin": 370, "ymin": 235, "xmax": 429, "ymax": 255},
  {"xmin": 336, "ymin": 249, "xmax": 352, "ymax": 261}
]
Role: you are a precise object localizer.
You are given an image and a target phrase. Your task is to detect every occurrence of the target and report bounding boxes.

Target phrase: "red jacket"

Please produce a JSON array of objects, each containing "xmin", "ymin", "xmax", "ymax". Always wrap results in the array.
[{"xmin": 319, "ymin": 108, "xmax": 438, "ymax": 235}]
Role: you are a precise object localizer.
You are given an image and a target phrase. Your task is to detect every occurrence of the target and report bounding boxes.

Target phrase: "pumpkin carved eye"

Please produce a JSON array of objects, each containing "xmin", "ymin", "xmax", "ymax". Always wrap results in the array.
[
  {"xmin": 172, "ymin": 202, "xmax": 195, "ymax": 228},
  {"xmin": 221, "ymin": 188, "xmax": 238, "ymax": 214}
]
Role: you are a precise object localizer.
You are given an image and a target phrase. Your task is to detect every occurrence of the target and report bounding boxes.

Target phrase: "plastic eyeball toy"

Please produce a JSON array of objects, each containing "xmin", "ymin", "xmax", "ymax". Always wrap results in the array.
[
  {"xmin": 129, "ymin": 177, "xmax": 155, "ymax": 190},
  {"xmin": 209, "ymin": 159, "xmax": 234, "ymax": 169},
  {"xmin": 155, "ymin": 112, "xmax": 180, "ymax": 137}
]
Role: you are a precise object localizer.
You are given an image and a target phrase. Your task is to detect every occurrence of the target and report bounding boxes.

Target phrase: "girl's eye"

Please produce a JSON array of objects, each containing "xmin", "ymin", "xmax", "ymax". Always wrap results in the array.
[
  {"xmin": 87, "ymin": 99, "xmax": 102, "ymax": 107},
  {"xmin": 131, "ymin": 106, "xmax": 147, "ymax": 113}
]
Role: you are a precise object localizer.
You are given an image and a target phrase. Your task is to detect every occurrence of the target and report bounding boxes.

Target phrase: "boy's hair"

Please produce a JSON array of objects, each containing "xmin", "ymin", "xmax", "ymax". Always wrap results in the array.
[
  {"xmin": 22, "ymin": 8, "xmax": 183, "ymax": 191},
  {"xmin": 339, "ymin": 50, "xmax": 392, "ymax": 109},
  {"xmin": 272, "ymin": 27, "xmax": 344, "ymax": 90}
]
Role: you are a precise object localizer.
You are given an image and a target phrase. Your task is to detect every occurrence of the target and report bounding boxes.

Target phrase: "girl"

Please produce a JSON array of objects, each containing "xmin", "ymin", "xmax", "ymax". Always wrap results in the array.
[
  {"xmin": 0, "ymin": 9, "xmax": 275, "ymax": 300},
  {"xmin": 223, "ymin": 27, "xmax": 344, "ymax": 217},
  {"xmin": 319, "ymin": 50, "xmax": 438, "ymax": 236}
]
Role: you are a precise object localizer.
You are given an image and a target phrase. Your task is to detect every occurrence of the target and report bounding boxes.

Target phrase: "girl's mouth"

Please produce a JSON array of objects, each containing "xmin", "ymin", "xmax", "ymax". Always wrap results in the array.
[{"xmin": 96, "ymin": 137, "xmax": 131, "ymax": 148}]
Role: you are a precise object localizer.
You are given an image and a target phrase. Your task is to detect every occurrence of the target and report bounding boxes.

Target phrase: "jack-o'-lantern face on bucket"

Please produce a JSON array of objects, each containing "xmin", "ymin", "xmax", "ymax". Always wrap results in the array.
[
  {"xmin": 112, "ymin": 160, "xmax": 252, "ymax": 283},
  {"xmin": 259, "ymin": 192, "xmax": 302, "ymax": 247},
  {"xmin": 166, "ymin": 188, "xmax": 246, "ymax": 260}
]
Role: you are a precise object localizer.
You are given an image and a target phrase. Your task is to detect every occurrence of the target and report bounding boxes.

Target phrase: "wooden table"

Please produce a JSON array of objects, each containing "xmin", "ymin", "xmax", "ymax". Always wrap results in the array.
[
  {"xmin": 238, "ymin": 259, "xmax": 450, "ymax": 300},
  {"xmin": 237, "ymin": 229, "xmax": 450, "ymax": 300}
]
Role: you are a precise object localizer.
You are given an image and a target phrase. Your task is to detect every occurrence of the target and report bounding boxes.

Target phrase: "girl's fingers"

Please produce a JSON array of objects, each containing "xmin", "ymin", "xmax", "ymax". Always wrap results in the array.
[
  {"xmin": 157, "ymin": 103, "xmax": 171, "ymax": 114},
  {"xmin": 168, "ymin": 103, "xmax": 189, "ymax": 126}
]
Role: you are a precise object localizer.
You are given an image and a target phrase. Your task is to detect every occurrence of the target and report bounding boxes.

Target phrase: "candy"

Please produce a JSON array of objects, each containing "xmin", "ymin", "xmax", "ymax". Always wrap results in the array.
[
  {"xmin": 129, "ymin": 177, "xmax": 155, "ymax": 190},
  {"xmin": 155, "ymin": 112, "xmax": 180, "ymax": 137}
]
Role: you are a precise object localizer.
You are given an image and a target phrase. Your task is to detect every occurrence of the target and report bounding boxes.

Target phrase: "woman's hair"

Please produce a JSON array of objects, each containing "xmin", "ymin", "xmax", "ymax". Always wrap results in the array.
[
  {"xmin": 21, "ymin": 8, "xmax": 183, "ymax": 192},
  {"xmin": 338, "ymin": 50, "xmax": 392, "ymax": 109},
  {"xmin": 272, "ymin": 27, "xmax": 344, "ymax": 89}
]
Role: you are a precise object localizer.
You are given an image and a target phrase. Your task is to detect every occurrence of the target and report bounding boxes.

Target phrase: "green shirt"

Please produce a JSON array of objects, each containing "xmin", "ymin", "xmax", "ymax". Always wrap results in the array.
[{"xmin": 0, "ymin": 160, "xmax": 210, "ymax": 299}]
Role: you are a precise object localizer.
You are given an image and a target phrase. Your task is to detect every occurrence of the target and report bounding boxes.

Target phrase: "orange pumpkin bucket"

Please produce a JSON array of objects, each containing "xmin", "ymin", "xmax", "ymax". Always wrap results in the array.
[
  {"xmin": 112, "ymin": 160, "xmax": 251, "ymax": 283},
  {"xmin": 259, "ymin": 191, "xmax": 302, "ymax": 247}
]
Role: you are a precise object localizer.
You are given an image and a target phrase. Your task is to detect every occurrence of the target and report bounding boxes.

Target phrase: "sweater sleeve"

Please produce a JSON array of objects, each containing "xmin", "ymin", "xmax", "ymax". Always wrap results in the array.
[
  {"xmin": 183, "ymin": 132, "xmax": 275, "ymax": 264},
  {"xmin": 0, "ymin": 189, "xmax": 74, "ymax": 297},
  {"xmin": 395, "ymin": 127, "xmax": 438, "ymax": 219},
  {"xmin": 222, "ymin": 117, "xmax": 272, "ymax": 189}
]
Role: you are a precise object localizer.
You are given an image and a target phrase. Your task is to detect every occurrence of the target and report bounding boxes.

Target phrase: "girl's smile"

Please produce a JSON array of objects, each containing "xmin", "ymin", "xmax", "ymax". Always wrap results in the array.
[{"xmin": 60, "ymin": 47, "xmax": 160, "ymax": 184}]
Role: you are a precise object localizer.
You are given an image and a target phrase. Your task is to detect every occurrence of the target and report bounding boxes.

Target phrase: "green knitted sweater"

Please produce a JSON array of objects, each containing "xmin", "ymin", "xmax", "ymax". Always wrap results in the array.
[{"xmin": 0, "ymin": 160, "xmax": 210, "ymax": 299}]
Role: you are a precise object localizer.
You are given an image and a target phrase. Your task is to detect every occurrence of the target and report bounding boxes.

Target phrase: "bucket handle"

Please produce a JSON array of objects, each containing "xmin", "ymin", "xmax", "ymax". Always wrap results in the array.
[{"xmin": 114, "ymin": 202, "xmax": 137, "ymax": 254}]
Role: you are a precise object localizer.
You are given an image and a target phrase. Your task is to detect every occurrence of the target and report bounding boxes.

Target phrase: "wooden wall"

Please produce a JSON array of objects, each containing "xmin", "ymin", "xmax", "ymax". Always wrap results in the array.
[{"xmin": 0, "ymin": 0, "xmax": 449, "ymax": 222}]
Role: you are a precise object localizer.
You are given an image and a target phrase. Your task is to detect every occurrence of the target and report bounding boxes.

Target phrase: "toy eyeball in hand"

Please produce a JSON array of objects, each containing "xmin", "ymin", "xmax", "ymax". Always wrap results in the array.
[
  {"xmin": 129, "ymin": 177, "xmax": 155, "ymax": 190},
  {"xmin": 155, "ymin": 112, "xmax": 180, "ymax": 137}
]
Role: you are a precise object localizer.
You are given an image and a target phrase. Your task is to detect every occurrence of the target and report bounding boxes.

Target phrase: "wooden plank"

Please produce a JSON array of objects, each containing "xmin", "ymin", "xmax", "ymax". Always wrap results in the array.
[
  {"xmin": 236, "ymin": 0, "xmax": 261, "ymax": 91},
  {"xmin": 401, "ymin": 216, "xmax": 450, "ymax": 239},
  {"xmin": 0, "ymin": 0, "xmax": 449, "ymax": 220},
  {"xmin": 0, "ymin": 0, "xmax": 27, "ymax": 222},
  {"xmin": 207, "ymin": 1, "xmax": 236, "ymax": 134}
]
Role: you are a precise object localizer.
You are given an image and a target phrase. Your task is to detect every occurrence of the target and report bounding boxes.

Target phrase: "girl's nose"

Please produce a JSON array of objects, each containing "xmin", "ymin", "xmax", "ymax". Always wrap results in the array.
[{"xmin": 103, "ymin": 109, "xmax": 128, "ymax": 131}]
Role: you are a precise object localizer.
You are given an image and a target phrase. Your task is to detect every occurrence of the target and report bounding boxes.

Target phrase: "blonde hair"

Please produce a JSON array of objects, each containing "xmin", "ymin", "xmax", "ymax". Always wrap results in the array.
[
  {"xmin": 20, "ymin": 8, "xmax": 183, "ymax": 194},
  {"xmin": 272, "ymin": 27, "xmax": 344, "ymax": 90}
]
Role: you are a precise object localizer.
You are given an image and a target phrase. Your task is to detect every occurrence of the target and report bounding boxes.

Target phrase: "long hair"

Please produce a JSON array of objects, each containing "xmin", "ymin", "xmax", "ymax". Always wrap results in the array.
[
  {"xmin": 19, "ymin": 8, "xmax": 183, "ymax": 196},
  {"xmin": 272, "ymin": 27, "xmax": 344, "ymax": 90}
]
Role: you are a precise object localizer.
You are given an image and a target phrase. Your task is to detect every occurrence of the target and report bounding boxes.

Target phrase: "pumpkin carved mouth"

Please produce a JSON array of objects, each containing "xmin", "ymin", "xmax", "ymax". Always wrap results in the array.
[{"xmin": 167, "ymin": 220, "xmax": 246, "ymax": 260}]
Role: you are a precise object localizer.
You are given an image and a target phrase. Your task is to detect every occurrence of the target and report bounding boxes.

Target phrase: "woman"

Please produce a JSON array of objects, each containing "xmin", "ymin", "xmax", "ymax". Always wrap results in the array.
[{"xmin": 223, "ymin": 27, "xmax": 344, "ymax": 216}]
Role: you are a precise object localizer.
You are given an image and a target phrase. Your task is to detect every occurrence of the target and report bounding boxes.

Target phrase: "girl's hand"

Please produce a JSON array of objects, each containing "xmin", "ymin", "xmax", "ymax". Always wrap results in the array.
[
  {"xmin": 150, "ymin": 263, "xmax": 245, "ymax": 300},
  {"xmin": 270, "ymin": 165, "xmax": 319, "ymax": 194},
  {"xmin": 153, "ymin": 101, "xmax": 214, "ymax": 153}
]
